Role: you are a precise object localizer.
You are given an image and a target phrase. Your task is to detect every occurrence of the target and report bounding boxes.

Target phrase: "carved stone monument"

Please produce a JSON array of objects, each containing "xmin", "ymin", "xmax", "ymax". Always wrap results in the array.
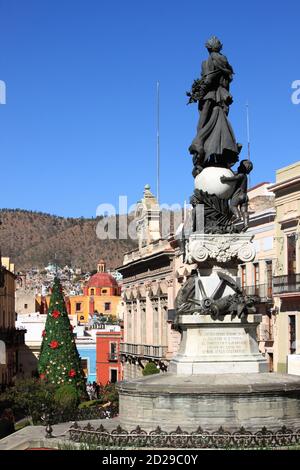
[{"xmin": 117, "ymin": 37, "xmax": 300, "ymax": 433}]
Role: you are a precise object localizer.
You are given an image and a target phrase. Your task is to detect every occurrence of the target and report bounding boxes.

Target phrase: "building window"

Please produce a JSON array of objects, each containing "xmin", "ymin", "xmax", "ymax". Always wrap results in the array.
[
  {"xmin": 81, "ymin": 358, "xmax": 88, "ymax": 377},
  {"xmin": 102, "ymin": 289, "xmax": 107, "ymax": 294},
  {"xmin": 141, "ymin": 307, "xmax": 146, "ymax": 344},
  {"xmin": 254, "ymin": 263, "xmax": 259, "ymax": 295},
  {"xmin": 241, "ymin": 265, "xmax": 246, "ymax": 289},
  {"xmin": 127, "ymin": 309, "xmax": 132, "ymax": 343},
  {"xmin": 90, "ymin": 288, "xmax": 95, "ymax": 295},
  {"xmin": 80, "ymin": 315, "xmax": 85, "ymax": 321},
  {"xmin": 109, "ymin": 342, "xmax": 118, "ymax": 361},
  {"xmin": 287, "ymin": 234, "xmax": 296, "ymax": 276},
  {"xmin": 266, "ymin": 261, "xmax": 273, "ymax": 298},
  {"xmin": 76, "ymin": 303, "xmax": 82, "ymax": 312},
  {"xmin": 110, "ymin": 369, "xmax": 118, "ymax": 383},
  {"xmin": 153, "ymin": 306, "xmax": 159, "ymax": 346},
  {"xmin": 104, "ymin": 302, "xmax": 111, "ymax": 312},
  {"xmin": 24, "ymin": 304, "xmax": 28, "ymax": 309},
  {"xmin": 268, "ymin": 353, "xmax": 274, "ymax": 373},
  {"xmin": 289, "ymin": 315, "xmax": 296, "ymax": 354}
]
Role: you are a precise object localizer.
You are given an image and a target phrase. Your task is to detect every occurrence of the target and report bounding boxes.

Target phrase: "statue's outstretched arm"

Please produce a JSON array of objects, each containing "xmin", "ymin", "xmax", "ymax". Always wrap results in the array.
[{"xmin": 220, "ymin": 175, "xmax": 240, "ymax": 183}]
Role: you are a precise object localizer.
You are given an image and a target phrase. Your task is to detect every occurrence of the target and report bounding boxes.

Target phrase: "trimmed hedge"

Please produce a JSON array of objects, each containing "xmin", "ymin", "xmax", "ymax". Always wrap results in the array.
[
  {"xmin": 142, "ymin": 362, "xmax": 160, "ymax": 376},
  {"xmin": 54, "ymin": 384, "xmax": 79, "ymax": 411}
]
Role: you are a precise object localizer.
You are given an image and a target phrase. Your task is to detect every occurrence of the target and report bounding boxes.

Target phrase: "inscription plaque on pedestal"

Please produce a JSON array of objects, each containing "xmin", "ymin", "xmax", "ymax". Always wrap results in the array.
[{"xmin": 198, "ymin": 329, "xmax": 249, "ymax": 355}]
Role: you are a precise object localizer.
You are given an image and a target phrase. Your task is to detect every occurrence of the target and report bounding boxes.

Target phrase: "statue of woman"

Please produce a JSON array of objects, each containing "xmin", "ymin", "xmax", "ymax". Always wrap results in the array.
[{"xmin": 187, "ymin": 37, "xmax": 241, "ymax": 176}]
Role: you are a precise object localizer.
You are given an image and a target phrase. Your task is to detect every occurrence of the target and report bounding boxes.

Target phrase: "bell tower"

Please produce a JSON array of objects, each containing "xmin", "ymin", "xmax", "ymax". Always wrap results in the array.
[
  {"xmin": 135, "ymin": 184, "xmax": 161, "ymax": 252},
  {"xmin": 97, "ymin": 259, "xmax": 106, "ymax": 273}
]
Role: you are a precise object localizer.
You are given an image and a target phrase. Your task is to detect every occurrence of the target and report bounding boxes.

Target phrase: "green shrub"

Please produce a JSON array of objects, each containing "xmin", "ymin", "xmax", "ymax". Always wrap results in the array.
[
  {"xmin": 102, "ymin": 383, "xmax": 119, "ymax": 405},
  {"xmin": 142, "ymin": 362, "xmax": 160, "ymax": 376},
  {"xmin": 78, "ymin": 399, "xmax": 103, "ymax": 409},
  {"xmin": 54, "ymin": 384, "xmax": 79, "ymax": 411},
  {"xmin": 0, "ymin": 378, "xmax": 56, "ymax": 424},
  {"xmin": 105, "ymin": 391, "xmax": 118, "ymax": 403}
]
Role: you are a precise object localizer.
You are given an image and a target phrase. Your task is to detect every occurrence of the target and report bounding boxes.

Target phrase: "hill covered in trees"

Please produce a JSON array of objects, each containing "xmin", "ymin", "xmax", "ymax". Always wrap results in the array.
[{"xmin": 0, "ymin": 209, "xmax": 136, "ymax": 271}]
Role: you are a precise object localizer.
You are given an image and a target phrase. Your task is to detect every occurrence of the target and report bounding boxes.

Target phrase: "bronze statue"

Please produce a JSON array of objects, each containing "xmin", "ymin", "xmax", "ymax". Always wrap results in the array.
[
  {"xmin": 174, "ymin": 270, "xmax": 258, "ymax": 321},
  {"xmin": 220, "ymin": 159, "xmax": 253, "ymax": 229},
  {"xmin": 175, "ymin": 38, "xmax": 259, "ymax": 324},
  {"xmin": 187, "ymin": 36, "xmax": 241, "ymax": 177}
]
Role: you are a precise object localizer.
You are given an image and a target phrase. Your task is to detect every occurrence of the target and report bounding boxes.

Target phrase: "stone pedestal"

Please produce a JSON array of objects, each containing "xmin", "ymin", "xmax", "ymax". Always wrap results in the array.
[
  {"xmin": 169, "ymin": 314, "xmax": 268, "ymax": 374},
  {"xmin": 118, "ymin": 373, "xmax": 300, "ymax": 432}
]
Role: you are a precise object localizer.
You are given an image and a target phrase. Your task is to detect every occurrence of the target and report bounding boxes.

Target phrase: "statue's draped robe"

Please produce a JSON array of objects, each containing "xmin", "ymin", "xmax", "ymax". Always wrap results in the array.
[{"xmin": 189, "ymin": 52, "xmax": 240, "ymax": 166}]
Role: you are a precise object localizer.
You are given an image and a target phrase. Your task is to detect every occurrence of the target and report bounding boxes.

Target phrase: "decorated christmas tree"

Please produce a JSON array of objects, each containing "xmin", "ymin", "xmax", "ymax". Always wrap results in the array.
[{"xmin": 38, "ymin": 276, "xmax": 86, "ymax": 397}]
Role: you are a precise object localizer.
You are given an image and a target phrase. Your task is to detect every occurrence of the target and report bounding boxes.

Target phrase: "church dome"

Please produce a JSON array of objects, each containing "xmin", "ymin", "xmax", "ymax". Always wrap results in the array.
[{"xmin": 86, "ymin": 272, "xmax": 118, "ymax": 289}]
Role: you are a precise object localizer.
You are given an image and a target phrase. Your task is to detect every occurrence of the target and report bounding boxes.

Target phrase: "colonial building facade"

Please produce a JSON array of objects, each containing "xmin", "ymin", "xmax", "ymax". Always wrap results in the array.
[
  {"xmin": 238, "ymin": 182, "xmax": 276, "ymax": 370},
  {"xmin": 270, "ymin": 162, "xmax": 300, "ymax": 373},
  {"xmin": 118, "ymin": 186, "xmax": 185, "ymax": 379}
]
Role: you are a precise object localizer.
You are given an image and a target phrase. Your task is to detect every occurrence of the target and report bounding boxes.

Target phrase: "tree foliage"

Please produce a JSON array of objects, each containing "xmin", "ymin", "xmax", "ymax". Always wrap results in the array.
[
  {"xmin": 0, "ymin": 378, "xmax": 56, "ymax": 423},
  {"xmin": 0, "ymin": 209, "xmax": 136, "ymax": 271},
  {"xmin": 38, "ymin": 277, "xmax": 87, "ymax": 399}
]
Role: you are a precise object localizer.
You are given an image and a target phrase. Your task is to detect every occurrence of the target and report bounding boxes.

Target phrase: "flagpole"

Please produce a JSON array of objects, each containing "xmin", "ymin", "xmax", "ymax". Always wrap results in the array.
[
  {"xmin": 246, "ymin": 101, "xmax": 250, "ymax": 161},
  {"xmin": 246, "ymin": 101, "xmax": 251, "ymax": 188},
  {"xmin": 156, "ymin": 81, "xmax": 160, "ymax": 204}
]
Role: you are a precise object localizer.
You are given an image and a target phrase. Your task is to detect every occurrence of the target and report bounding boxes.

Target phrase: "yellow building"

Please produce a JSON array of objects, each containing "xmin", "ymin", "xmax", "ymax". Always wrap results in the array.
[
  {"xmin": 269, "ymin": 161, "xmax": 300, "ymax": 373},
  {"xmin": 0, "ymin": 258, "xmax": 25, "ymax": 388},
  {"xmin": 69, "ymin": 260, "xmax": 121, "ymax": 324}
]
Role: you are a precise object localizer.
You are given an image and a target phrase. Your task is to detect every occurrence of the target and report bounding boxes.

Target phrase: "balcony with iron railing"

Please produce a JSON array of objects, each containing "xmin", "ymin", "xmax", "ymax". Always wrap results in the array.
[
  {"xmin": 273, "ymin": 274, "xmax": 300, "ymax": 295},
  {"xmin": 107, "ymin": 352, "xmax": 118, "ymax": 362},
  {"xmin": 120, "ymin": 342, "xmax": 167, "ymax": 359},
  {"xmin": 143, "ymin": 345, "xmax": 167, "ymax": 359},
  {"xmin": 241, "ymin": 284, "xmax": 273, "ymax": 302},
  {"xmin": 120, "ymin": 343, "xmax": 140, "ymax": 356},
  {"xmin": 120, "ymin": 343, "xmax": 140, "ymax": 355},
  {"xmin": 257, "ymin": 324, "xmax": 274, "ymax": 342}
]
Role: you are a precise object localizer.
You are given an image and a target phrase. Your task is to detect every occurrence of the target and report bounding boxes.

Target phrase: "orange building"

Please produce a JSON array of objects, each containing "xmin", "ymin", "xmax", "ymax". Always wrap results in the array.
[
  {"xmin": 69, "ymin": 260, "xmax": 121, "ymax": 324},
  {"xmin": 96, "ymin": 329, "xmax": 123, "ymax": 384}
]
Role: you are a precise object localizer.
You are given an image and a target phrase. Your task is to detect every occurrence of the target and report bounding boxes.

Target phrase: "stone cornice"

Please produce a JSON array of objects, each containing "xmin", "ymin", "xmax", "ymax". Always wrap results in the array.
[
  {"xmin": 269, "ymin": 175, "xmax": 300, "ymax": 194},
  {"xmin": 120, "ymin": 265, "xmax": 173, "ymax": 286}
]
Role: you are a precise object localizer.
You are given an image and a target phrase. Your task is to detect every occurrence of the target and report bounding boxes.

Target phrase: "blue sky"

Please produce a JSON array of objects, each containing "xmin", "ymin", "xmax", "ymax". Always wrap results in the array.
[{"xmin": 0, "ymin": 0, "xmax": 299, "ymax": 217}]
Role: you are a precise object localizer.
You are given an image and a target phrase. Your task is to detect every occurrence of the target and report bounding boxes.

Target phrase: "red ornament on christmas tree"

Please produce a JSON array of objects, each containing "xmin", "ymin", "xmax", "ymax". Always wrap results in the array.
[
  {"xmin": 40, "ymin": 373, "xmax": 46, "ymax": 380},
  {"xmin": 68, "ymin": 369, "xmax": 76, "ymax": 378},
  {"xmin": 52, "ymin": 310, "xmax": 60, "ymax": 319},
  {"xmin": 49, "ymin": 340, "xmax": 59, "ymax": 349},
  {"xmin": 42, "ymin": 330, "xmax": 46, "ymax": 337}
]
